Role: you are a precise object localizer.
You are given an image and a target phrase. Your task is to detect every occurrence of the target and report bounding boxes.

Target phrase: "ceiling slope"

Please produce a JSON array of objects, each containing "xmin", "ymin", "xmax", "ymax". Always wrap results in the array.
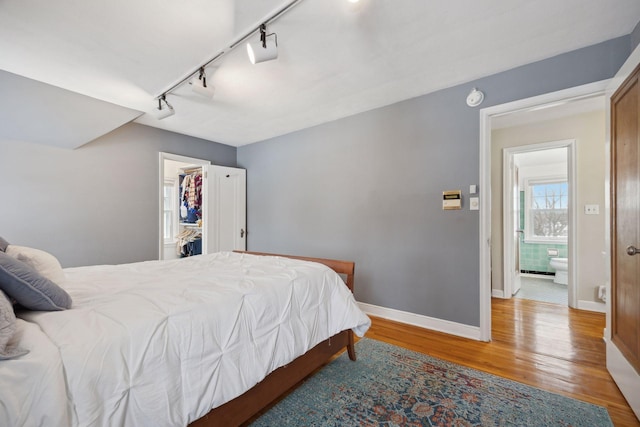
[
  {"xmin": 1, "ymin": 0, "xmax": 639, "ymax": 147},
  {"xmin": 0, "ymin": 70, "xmax": 141, "ymax": 149}
]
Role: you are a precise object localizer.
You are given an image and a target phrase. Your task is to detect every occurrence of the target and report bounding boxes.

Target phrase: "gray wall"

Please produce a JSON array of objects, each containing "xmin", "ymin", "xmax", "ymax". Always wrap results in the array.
[
  {"xmin": 238, "ymin": 36, "xmax": 630, "ymax": 327},
  {"xmin": 632, "ymin": 19, "xmax": 640, "ymax": 52},
  {"xmin": 0, "ymin": 123, "xmax": 236, "ymax": 267}
]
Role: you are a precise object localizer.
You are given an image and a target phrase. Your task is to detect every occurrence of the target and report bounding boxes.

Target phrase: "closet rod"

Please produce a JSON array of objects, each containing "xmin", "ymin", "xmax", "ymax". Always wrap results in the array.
[{"xmin": 182, "ymin": 168, "xmax": 203, "ymax": 174}]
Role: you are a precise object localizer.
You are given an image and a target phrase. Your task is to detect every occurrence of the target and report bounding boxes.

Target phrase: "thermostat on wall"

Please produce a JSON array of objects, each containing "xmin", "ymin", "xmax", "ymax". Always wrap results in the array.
[{"xmin": 443, "ymin": 190, "xmax": 462, "ymax": 210}]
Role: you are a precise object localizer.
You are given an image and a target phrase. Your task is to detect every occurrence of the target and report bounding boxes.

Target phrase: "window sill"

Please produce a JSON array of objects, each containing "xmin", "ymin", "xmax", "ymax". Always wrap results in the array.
[{"xmin": 523, "ymin": 239, "xmax": 567, "ymax": 245}]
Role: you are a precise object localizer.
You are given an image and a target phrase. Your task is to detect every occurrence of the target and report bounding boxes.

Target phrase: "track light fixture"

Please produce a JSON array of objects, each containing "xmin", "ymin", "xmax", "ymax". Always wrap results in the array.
[
  {"xmin": 190, "ymin": 67, "xmax": 215, "ymax": 98},
  {"xmin": 152, "ymin": 0, "xmax": 303, "ymax": 117},
  {"xmin": 247, "ymin": 24, "xmax": 278, "ymax": 64},
  {"xmin": 155, "ymin": 94, "xmax": 174, "ymax": 120}
]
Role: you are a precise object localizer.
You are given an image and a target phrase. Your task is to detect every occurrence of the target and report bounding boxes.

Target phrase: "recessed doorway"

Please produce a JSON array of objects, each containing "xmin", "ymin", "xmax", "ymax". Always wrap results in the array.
[{"xmin": 478, "ymin": 80, "xmax": 610, "ymax": 341}]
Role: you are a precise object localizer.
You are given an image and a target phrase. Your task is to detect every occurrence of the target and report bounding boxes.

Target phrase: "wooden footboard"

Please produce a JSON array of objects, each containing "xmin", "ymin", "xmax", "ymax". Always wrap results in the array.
[{"xmin": 188, "ymin": 251, "xmax": 357, "ymax": 427}]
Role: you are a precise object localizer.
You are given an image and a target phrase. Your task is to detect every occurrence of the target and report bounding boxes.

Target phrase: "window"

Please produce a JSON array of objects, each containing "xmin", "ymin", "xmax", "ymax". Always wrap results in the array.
[
  {"xmin": 524, "ymin": 178, "xmax": 568, "ymax": 243},
  {"xmin": 163, "ymin": 179, "xmax": 176, "ymax": 243}
]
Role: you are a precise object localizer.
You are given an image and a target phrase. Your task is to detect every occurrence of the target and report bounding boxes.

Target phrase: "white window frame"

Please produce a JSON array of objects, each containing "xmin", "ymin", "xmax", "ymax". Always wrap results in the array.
[{"xmin": 524, "ymin": 176, "xmax": 568, "ymax": 244}]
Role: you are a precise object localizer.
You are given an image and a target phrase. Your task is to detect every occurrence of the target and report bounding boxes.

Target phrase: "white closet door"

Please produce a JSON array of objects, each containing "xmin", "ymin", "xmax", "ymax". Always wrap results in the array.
[{"xmin": 204, "ymin": 165, "xmax": 246, "ymax": 253}]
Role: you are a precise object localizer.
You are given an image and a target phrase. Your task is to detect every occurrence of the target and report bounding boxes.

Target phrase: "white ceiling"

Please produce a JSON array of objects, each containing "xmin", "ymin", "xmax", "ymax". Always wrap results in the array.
[{"xmin": 1, "ymin": 0, "xmax": 639, "ymax": 148}]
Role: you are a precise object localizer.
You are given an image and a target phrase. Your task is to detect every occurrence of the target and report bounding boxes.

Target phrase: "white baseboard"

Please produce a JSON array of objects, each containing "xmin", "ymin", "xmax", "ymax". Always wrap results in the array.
[
  {"xmin": 607, "ymin": 338, "xmax": 640, "ymax": 420},
  {"xmin": 576, "ymin": 300, "xmax": 606, "ymax": 313},
  {"xmin": 357, "ymin": 302, "xmax": 481, "ymax": 341},
  {"xmin": 491, "ymin": 289, "xmax": 505, "ymax": 298}
]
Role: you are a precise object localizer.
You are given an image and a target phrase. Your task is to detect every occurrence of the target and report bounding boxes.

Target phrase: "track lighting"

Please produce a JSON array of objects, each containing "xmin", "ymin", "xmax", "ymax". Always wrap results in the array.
[
  {"xmin": 155, "ymin": 94, "xmax": 174, "ymax": 120},
  {"xmin": 190, "ymin": 67, "xmax": 215, "ymax": 98},
  {"xmin": 153, "ymin": 0, "xmax": 302, "ymax": 117},
  {"xmin": 247, "ymin": 24, "xmax": 278, "ymax": 64}
]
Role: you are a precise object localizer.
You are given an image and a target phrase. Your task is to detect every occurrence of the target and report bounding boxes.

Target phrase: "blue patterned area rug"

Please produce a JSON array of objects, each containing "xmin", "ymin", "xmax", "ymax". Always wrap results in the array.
[{"xmin": 250, "ymin": 338, "xmax": 613, "ymax": 427}]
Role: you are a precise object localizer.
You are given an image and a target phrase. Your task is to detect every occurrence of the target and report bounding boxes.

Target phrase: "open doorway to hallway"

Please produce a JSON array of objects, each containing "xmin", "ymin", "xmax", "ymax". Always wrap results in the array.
[{"xmin": 489, "ymin": 94, "xmax": 607, "ymax": 310}]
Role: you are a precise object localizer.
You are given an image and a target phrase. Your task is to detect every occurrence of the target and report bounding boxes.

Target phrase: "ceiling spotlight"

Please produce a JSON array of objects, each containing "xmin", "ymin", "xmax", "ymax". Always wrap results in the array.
[
  {"xmin": 155, "ymin": 94, "xmax": 174, "ymax": 120},
  {"xmin": 247, "ymin": 24, "xmax": 278, "ymax": 64},
  {"xmin": 190, "ymin": 67, "xmax": 215, "ymax": 98}
]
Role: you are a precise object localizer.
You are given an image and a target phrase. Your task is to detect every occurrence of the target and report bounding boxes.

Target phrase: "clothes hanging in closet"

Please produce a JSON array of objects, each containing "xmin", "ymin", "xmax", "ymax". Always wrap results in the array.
[
  {"xmin": 179, "ymin": 171, "xmax": 203, "ymax": 223},
  {"xmin": 176, "ymin": 228, "xmax": 202, "ymax": 257}
]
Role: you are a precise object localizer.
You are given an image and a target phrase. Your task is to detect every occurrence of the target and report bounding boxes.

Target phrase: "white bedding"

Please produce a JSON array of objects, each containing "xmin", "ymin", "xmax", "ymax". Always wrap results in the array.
[
  {"xmin": 0, "ymin": 319, "xmax": 74, "ymax": 427},
  {"xmin": 5, "ymin": 251, "xmax": 371, "ymax": 427}
]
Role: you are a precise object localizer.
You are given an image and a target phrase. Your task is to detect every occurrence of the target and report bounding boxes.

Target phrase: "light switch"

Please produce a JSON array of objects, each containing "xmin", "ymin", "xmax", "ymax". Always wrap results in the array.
[
  {"xmin": 470, "ymin": 197, "xmax": 479, "ymax": 210},
  {"xmin": 469, "ymin": 185, "xmax": 477, "ymax": 194}
]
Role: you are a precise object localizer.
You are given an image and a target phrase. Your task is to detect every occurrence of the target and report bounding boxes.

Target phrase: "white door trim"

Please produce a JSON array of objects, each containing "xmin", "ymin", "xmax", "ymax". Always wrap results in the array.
[
  {"xmin": 478, "ymin": 79, "xmax": 611, "ymax": 341},
  {"xmin": 158, "ymin": 152, "xmax": 211, "ymax": 260},
  {"xmin": 502, "ymin": 140, "xmax": 576, "ymax": 308}
]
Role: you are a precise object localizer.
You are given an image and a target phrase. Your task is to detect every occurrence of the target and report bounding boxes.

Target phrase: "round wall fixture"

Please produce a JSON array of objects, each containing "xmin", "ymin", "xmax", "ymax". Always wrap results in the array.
[{"xmin": 466, "ymin": 88, "xmax": 484, "ymax": 107}]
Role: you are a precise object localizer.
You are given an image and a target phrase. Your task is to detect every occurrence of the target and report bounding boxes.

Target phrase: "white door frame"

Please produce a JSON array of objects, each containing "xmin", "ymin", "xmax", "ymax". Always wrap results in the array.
[
  {"xmin": 478, "ymin": 79, "xmax": 610, "ymax": 341},
  {"xmin": 502, "ymin": 140, "xmax": 576, "ymax": 307},
  {"xmin": 158, "ymin": 152, "xmax": 211, "ymax": 260}
]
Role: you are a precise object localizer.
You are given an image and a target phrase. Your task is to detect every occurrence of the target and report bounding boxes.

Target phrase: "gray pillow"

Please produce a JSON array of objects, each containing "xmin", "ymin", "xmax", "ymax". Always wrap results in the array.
[
  {"xmin": 0, "ymin": 252, "xmax": 72, "ymax": 311},
  {"xmin": 0, "ymin": 290, "xmax": 29, "ymax": 360},
  {"xmin": 0, "ymin": 237, "xmax": 8, "ymax": 252}
]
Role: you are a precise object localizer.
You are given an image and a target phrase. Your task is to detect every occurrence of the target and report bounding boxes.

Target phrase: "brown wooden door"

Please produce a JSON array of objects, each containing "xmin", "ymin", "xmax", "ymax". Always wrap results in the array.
[{"xmin": 611, "ymin": 62, "xmax": 640, "ymax": 375}]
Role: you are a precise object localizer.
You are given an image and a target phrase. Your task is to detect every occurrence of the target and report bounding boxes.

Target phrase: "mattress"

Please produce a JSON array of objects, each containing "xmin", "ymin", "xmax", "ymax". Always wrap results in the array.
[{"xmin": 2, "ymin": 251, "xmax": 371, "ymax": 427}]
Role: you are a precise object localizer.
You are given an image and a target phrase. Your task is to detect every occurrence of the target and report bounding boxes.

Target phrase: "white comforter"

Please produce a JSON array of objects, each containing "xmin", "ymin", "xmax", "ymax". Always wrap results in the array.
[{"xmin": 3, "ymin": 252, "xmax": 371, "ymax": 427}]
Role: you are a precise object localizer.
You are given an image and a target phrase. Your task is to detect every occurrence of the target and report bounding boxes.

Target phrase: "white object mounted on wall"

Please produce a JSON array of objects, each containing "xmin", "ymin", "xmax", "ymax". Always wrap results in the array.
[
  {"xmin": 466, "ymin": 88, "xmax": 485, "ymax": 107},
  {"xmin": 469, "ymin": 197, "xmax": 479, "ymax": 210}
]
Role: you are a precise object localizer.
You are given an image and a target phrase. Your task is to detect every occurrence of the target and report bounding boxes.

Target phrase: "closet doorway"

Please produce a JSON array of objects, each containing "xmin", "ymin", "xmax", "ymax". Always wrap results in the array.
[
  {"xmin": 158, "ymin": 152, "xmax": 246, "ymax": 260},
  {"xmin": 159, "ymin": 153, "xmax": 209, "ymax": 260}
]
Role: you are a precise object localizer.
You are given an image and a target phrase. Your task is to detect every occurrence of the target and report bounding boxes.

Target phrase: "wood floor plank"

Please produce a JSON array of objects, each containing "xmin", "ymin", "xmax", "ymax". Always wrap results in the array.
[{"xmin": 365, "ymin": 297, "xmax": 639, "ymax": 427}]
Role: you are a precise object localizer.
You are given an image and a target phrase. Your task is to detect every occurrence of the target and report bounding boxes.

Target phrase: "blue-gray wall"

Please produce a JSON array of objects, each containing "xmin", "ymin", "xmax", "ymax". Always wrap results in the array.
[
  {"xmin": 237, "ymin": 36, "xmax": 630, "ymax": 327},
  {"xmin": 632, "ymin": 19, "xmax": 640, "ymax": 52},
  {"xmin": 0, "ymin": 123, "xmax": 236, "ymax": 267}
]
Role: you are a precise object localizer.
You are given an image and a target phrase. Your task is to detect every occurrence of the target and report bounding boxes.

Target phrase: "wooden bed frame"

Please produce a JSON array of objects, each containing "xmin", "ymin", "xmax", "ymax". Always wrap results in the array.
[{"xmin": 189, "ymin": 251, "xmax": 357, "ymax": 427}]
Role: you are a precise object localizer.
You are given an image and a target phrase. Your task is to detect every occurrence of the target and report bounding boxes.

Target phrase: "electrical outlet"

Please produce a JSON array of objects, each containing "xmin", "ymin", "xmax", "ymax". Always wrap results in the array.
[{"xmin": 584, "ymin": 204, "xmax": 599, "ymax": 215}]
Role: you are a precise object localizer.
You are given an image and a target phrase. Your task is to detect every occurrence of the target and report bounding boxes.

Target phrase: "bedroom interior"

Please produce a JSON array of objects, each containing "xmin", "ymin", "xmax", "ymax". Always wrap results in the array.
[{"xmin": 2, "ymin": 0, "xmax": 640, "ymax": 425}]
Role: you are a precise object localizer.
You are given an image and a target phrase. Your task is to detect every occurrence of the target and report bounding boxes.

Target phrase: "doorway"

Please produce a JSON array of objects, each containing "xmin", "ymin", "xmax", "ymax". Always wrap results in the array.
[
  {"xmin": 478, "ymin": 80, "xmax": 610, "ymax": 341},
  {"xmin": 158, "ymin": 153, "xmax": 211, "ymax": 260},
  {"xmin": 503, "ymin": 143, "xmax": 573, "ymax": 306},
  {"xmin": 158, "ymin": 152, "xmax": 247, "ymax": 261}
]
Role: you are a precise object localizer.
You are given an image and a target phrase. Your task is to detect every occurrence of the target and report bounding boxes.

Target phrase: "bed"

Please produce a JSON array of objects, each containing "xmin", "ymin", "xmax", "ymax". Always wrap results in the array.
[{"xmin": 0, "ymin": 248, "xmax": 370, "ymax": 427}]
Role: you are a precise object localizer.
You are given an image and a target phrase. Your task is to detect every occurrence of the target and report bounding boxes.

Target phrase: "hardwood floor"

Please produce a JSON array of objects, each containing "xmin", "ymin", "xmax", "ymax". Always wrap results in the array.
[{"xmin": 365, "ymin": 297, "xmax": 639, "ymax": 427}]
